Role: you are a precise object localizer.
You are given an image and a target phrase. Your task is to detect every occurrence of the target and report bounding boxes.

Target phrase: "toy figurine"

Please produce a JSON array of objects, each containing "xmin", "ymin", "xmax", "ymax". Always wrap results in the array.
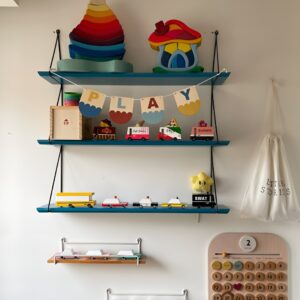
[
  {"xmin": 133, "ymin": 196, "xmax": 158, "ymax": 207},
  {"xmin": 125, "ymin": 121, "xmax": 150, "ymax": 141},
  {"xmin": 161, "ymin": 197, "xmax": 186, "ymax": 208},
  {"xmin": 93, "ymin": 118, "xmax": 116, "ymax": 140},
  {"xmin": 148, "ymin": 19, "xmax": 204, "ymax": 73},
  {"xmin": 102, "ymin": 196, "xmax": 128, "ymax": 207},
  {"xmin": 158, "ymin": 118, "xmax": 182, "ymax": 141},
  {"xmin": 190, "ymin": 120, "xmax": 214, "ymax": 141},
  {"xmin": 190, "ymin": 171, "xmax": 216, "ymax": 207}
]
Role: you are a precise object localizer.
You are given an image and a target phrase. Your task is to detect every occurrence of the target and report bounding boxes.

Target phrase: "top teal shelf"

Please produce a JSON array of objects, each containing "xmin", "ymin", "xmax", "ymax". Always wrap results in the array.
[{"xmin": 38, "ymin": 71, "xmax": 230, "ymax": 86}]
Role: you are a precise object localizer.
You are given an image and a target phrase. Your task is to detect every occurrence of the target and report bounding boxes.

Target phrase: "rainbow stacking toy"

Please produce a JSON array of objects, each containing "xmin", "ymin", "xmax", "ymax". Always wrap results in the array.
[{"xmin": 57, "ymin": 0, "xmax": 133, "ymax": 72}]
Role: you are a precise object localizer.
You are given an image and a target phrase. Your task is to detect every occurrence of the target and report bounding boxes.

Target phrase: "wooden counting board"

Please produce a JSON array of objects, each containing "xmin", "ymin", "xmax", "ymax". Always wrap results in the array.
[{"xmin": 208, "ymin": 233, "xmax": 288, "ymax": 300}]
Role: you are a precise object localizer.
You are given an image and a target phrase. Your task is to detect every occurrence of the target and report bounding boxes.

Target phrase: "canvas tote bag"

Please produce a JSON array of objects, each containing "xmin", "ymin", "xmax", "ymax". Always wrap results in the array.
[{"xmin": 241, "ymin": 81, "xmax": 300, "ymax": 221}]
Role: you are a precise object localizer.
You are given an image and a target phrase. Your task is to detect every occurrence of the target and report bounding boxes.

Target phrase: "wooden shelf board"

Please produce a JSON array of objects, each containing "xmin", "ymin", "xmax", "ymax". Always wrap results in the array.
[
  {"xmin": 38, "ymin": 71, "xmax": 230, "ymax": 86},
  {"xmin": 48, "ymin": 256, "xmax": 146, "ymax": 264},
  {"xmin": 37, "ymin": 139, "xmax": 230, "ymax": 147},
  {"xmin": 37, "ymin": 204, "xmax": 230, "ymax": 214}
]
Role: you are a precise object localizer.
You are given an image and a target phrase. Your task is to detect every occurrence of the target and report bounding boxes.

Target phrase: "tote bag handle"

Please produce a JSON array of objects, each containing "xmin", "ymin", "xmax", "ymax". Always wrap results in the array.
[{"xmin": 264, "ymin": 79, "xmax": 284, "ymax": 136}]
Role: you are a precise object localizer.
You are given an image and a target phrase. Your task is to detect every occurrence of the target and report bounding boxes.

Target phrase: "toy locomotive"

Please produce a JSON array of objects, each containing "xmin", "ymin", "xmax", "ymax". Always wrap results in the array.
[{"xmin": 93, "ymin": 119, "xmax": 116, "ymax": 140}]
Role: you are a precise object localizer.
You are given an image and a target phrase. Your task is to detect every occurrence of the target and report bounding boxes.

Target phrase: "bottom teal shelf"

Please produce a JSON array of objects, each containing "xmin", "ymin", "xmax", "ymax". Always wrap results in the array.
[{"xmin": 37, "ymin": 204, "xmax": 230, "ymax": 214}]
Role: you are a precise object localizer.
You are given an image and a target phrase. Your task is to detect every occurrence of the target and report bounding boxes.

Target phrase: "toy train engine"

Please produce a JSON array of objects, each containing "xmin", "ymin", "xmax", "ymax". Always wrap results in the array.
[
  {"xmin": 190, "ymin": 120, "xmax": 214, "ymax": 141},
  {"xmin": 93, "ymin": 119, "xmax": 116, "ymax": 140},
  {"xmin": 192, "ymin": 193, "xmax": 216, "ymax": 208}
]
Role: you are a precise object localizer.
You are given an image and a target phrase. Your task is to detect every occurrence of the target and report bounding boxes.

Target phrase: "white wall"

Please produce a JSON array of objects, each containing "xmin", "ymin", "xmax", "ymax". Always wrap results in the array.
[{"xmin": 1, "ymin": 0, "xmax": 300, "ymax": 299}]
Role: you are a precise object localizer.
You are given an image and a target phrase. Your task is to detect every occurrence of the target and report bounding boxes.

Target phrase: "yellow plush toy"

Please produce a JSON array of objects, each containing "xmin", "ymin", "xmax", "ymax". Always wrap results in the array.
[{"xmin": 190, "ymin": 171, "xmax": 214, "ymax": 193}]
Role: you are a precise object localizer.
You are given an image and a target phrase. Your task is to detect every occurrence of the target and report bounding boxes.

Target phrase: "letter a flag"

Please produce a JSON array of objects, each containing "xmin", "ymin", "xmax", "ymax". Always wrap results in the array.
[
  {"xmin": 173, "ymin": 86, "xmax": 201, "ymax": 116},
  {"xmin": 140, "ymin": 96, "xmax": 164, "ymax": 124},
  {"xmin": 109, "ymin": 96, "xmax": 134, "ymax": 124},
  {"xmin": 79, "ymin": 89, "xmax": 106, "ymax": 118}
]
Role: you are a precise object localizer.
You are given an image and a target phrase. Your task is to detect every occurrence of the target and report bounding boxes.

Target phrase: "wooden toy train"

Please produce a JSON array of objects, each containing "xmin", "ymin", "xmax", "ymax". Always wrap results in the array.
[{"xmin": 93, "ymin": 119, "xmax": 214, "ymax": 141}]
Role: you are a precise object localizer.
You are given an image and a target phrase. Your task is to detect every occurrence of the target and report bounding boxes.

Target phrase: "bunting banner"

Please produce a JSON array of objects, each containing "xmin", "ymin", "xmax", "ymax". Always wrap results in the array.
[
  {"xmin": 109, "ymin": 96, "xmax": 134, "ymax": 124},
  {"xmin": 140, "ymin": 96, "xmax": 164, "ymax": 124},
  {"xmin": 173, "ymin": 86, "xmax": 201, "ymax": 116},
  {"xmin": 79, "ymin": 89, "xmax": 106, "ymax": 118}
]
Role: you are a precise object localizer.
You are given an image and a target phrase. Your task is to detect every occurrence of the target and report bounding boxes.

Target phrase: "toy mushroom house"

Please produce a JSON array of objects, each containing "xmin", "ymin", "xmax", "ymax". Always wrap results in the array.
[
  {"xmin": 57, "ymin": 0, "xmax": 133, "ymax": 72},
  {"xmin": 148, "ymin": 20, "xmax": 204, "ymax": 73}
]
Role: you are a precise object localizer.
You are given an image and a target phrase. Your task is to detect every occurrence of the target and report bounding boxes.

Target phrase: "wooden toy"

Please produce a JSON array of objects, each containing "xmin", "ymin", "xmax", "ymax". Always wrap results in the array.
[
  {"xmin": 86, "ymin": 250, "xmax": 104, "ymax": 257},
  {"xmin": 49, "ymin": 237, "xmax": 145, "ymax": 265},
  {"xmin": 148, "ymin": 19, "xmax": 204, "ymax": 73},
  {"xmin": 125, "ymin": 121, "xmax": 150, "ymax": 141},
  {"xmin": 158, "ymin": 118, "xmax": 182, "ymax": 140},
  {"xmin": 63, "ymin": 92, "xmax": 81, "ymax": 106},
  {"xmin": 61, "ymin": 0, "xmax": 133, "ymax": 72},
  {"xmin": 209, "ymin": 232, "xmax": 288, "ymax": 300},
  {"xmin": 55, "ymin": 192, "xmax": 96, "ymax": 208},
  {"xmin": 102, "ymin": 196, "xmax": 128, "ymax": 207},
  {"xmin": 161, "ymin": 197, "xmax": 186, "ymax": 208},
  {"xmin": 57, "ymin": 58, "xmax": 133, "ymax": 72},
  {"xmin": 190, "ymin": 172, "xmax": 215, "ymax": 208},
  {"xmin": 49, "ymin": 106, "xmax": 92, "ymax": 140},
  {"xmin": 190, "ymin": 120, "xmax": 214, "ymax": 141},
  {"xmin": 133, "ymin": 196, "xmax": 158, "ymax": 207},
  {"xmin": 93, "ymin": 118, "xmax": 116, "ymax": 140}
]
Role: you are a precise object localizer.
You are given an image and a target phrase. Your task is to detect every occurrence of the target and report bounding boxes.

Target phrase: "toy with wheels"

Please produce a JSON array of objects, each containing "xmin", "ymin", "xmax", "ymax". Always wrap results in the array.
[
  {"xmin": 158, "ymin": 118, "xmax": 182, "ymax": 141},
  {"xmin": 125, "ymin": 121, "xmax": 150, "ymax": 141},
  {"xmin": 190, "ymin": 171, "xmax": 216, "ymax": 208},
  {"xmin": 190, "ymin": 120, "xmax": 214, "ymax": 141},
  {"xmin": 161, "ymin": 197, "xmax": 186, "ymax": 208}
]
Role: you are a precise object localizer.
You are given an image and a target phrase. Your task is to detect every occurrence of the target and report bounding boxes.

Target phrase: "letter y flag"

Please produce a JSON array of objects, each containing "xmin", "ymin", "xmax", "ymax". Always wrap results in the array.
[{"xmin": 173, "ymin": 86, "xmax": 201, "ymax": 116}]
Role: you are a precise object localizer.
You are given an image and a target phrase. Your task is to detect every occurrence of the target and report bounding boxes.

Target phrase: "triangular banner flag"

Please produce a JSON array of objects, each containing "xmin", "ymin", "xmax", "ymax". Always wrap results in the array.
[
  {"xmin": 79, "ymin": 89, "xmax": 106, "ymax": 118},
  {"xmin": 173, "ymin": 86, "xmax": 201, "ymax": 116},
  {"xmin": 109, "ymin": 96, "xmax": 134, "ymax": 124},
  {"xmin": 140, "ymin": 96, "xmax": 164, "ymax": 124}
]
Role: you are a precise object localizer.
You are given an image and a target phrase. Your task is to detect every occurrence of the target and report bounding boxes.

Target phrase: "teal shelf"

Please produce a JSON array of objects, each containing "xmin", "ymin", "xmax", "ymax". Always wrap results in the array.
[
  {"xmin": 37, "ymin": 139, "xmax": 230, "ymax": 146},
  {"xmin": 37, "ymin": 204, "xmax": 230, "ymax": 214},
  {"xmin": 38, "ymin": 71, "xmax": 230, "ymax": 86}
]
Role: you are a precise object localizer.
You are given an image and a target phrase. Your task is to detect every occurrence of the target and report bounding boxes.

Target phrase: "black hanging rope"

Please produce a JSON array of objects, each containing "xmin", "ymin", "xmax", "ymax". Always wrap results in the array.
[
  {"xmin": 47, "ymin": 147, "xmax": 62, "ymax": 212},
  {"xmin": 47, "ymin": 30, "xmax": 64, "ymax": 210}
]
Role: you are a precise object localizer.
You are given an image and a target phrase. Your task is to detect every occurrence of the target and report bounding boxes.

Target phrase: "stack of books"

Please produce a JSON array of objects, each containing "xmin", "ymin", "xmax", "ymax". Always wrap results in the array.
[{"xmin": 55, "ymin": 192, "xmax": 96, "ymax": 207}]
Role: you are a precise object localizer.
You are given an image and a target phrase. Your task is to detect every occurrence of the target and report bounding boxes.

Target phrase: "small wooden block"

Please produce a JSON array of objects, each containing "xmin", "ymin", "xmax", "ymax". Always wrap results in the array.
[
  {"xmin": 255, "ymin": 283, "xmax": 265, "ymax": 292},
  {"xmin": 255, "ymin": 295, "xmax": 265, "ymax": 300},
  {"xmin": 245, "ymin": 272, "xmax": 255, "ymax": 281},
  {"xmin": 213, "ymin": 294, "xmax": 222, "ymax": 300},
  {"xmin": 234, "ymin": 294, "xmax": 244, "ymax": 300},
  {"xmin": 277, "ymin": 283, "xmax": 287, "ymax": 292},
  {"xmin": 266, "ymin": 283, "xmax": 276, "ymax": 292},
  {"xmin": 212, "ymin": 272, "xmax": 223, "ymax": 281},
  {"xmin": 245, "ymin": 283, "xmax": 255, "ymax": 292},
  {"xmin": 233, "ymin": 272, "xmax": 244, "ymax": 281},
  {"xmin": 255, "ymin": 272, "xmax": 265, "ymax": 281},
  {"xmin": 244, "ymin": 261, "xmax": 255, "ymax": 270},
  {"xmin": 277, "ymin": 261, "xmax": 287, "ymax": 270},
  {"xmin": 255, "ymin": 262, "xmax": 265, "ymax": 271},
  {"xmin": 266, "ymin": 261, "xmax": 276, "ymax": 271},
  {"xmin": 224, "ymin": 272, "xmax": 233, "ymax": 281},
  {"xmin": 277, "ymin": 272, "xmax": 287, "ymax": 281},
  {"xmin": 266, "ymin": 294, "xmax": 276, "ymax": 300},
  {"xmin": 212, "ymin": 282, "xmax": 223, "ymax": 292},
  {"xmin": 266, "ymin": 272, "xmax": 276, "ymax": 281},
  {"xmin": 223, "ymin": 283, "xmax": 232, "ymax": 292},
  {"xmin": 245, "ymin": 295, "xmax": 255, "ymax": 300},
  {"xmin": 212, "ymin": 261, "xmax": 222, "ymax": 270},
  {"xmin": 223, "ymin": 261, "xmax": 233, "ymax": 270}
]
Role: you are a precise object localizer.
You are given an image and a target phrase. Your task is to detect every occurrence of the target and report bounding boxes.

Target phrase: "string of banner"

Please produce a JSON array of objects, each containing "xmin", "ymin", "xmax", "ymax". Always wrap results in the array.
[{"xmin": 51, "ymin": 68, "xmax": 227, "ymax": 125}]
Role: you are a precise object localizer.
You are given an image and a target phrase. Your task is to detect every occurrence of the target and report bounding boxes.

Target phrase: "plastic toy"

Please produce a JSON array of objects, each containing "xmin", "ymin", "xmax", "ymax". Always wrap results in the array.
[
  {"xmin": 161, "ymin": 197, "xmax": 186, "ymax": 208},
  {"xmin": 93, "ymin": 119, "xmax": 116, "ymax": 140},
  {"xmin": 148, "ymin": 19, "xmax": 203, "ymax": 73},
  {"xmin": 133, "ymin": 196, "xmax": 158, "ymax": 207},
  {"xmin": 190, "ymin": 172, "xmax": 215, "ymax": 208},
  {"xmin": 158, "ymin": 118, "xmax": 182, "ymax": 140},
  {"xmin": 125, "ymin": 121, "xmax": 150, "ymax": 141},
  {"xmin": 102, "ymin": 196, "xmax": 128, "ymax": 207},
  {"xmin": 190, "ymin": 120, "xmax": 214, "ymax": 141}
]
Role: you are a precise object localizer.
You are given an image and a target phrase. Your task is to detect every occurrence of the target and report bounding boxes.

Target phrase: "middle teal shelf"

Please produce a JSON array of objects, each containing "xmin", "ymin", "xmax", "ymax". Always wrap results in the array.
[{"xmin": 37, "ymin": 139, "xmax": 230, "ymax": 146}]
